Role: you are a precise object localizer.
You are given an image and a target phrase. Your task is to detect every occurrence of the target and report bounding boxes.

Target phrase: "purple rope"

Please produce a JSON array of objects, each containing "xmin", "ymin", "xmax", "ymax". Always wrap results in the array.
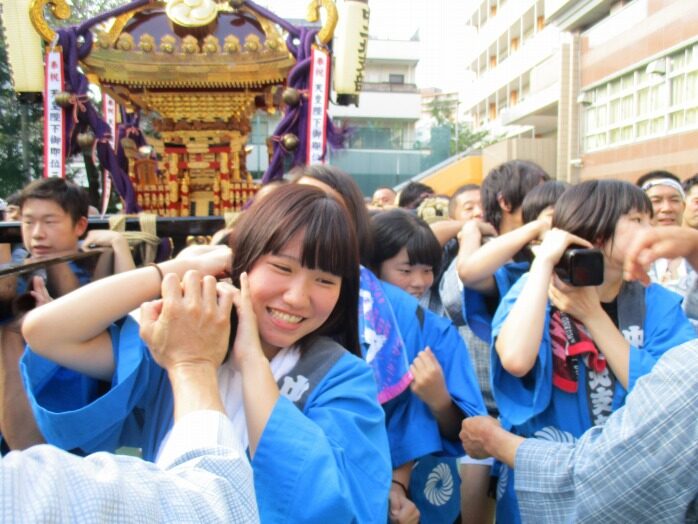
[
  {"xmin": 260, "ymin": 10, "xmax": 348, "ymax": 181},
  {"xmin": 262, "ymin": 28, "xmax": 316, "ymax": 183},
  {"xmin": 116, "ymin": 110, "xmax": 148, "ymax": 174},
  {"xmin": 57, "ymin": 27, "xmax": 140, "ymax": 212}
]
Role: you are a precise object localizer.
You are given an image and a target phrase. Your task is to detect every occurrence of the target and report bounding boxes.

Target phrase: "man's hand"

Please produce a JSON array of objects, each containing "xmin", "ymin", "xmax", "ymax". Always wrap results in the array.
[
  {"xmin": 460, "ymin": 416, "xmax": 524, "ymax": 467},
  {"xmin": 457, "ymin": 220, "xmax": 497, "ymax": 244},
  {"xmin": 140, "ymin": 270, "xmax": 234, "ymax": 421},
  {"xmin": 140, "ymin": 270, "xmax": 233, "ymax": 372},
  {"xmin": 460, "ymin": 416, "xmax": 500, "ymax": 459},
  {"xmin": 82, "ymin": 230, "xmax": 127, "ymax": 250},
  {"xmin": 175, "ymin": 244, "xmax": 233, "ymax": 279},
  {"xmin": 29, "ymin": 276, "xmax": 52, "ymax": 308},
  {"xmin": 624, "ymin": 226, "xmax": 698, "ymax": 284}
]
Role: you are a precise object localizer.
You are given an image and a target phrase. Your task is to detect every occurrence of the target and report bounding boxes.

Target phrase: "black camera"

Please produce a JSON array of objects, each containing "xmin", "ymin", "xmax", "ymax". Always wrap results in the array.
[{"xmin": 554, "ymin": 247, "xmax": 604, "ymax": 287}]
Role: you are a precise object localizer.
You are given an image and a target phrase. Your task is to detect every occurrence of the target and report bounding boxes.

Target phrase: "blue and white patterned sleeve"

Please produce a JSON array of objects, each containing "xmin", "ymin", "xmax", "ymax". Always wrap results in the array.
[
  {"xmin": 0, "ymin": 410, "xmax": 259, "ymax": 523},
  {"xmin": 514, "ymin": 339, "xmax": 698, "ymax": 524}
]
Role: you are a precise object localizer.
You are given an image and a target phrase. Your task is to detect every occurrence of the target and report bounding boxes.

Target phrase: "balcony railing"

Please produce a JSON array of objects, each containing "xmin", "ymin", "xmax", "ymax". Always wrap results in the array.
[{"xmin": 361, "ymin": 82, "xmax": 419, "ymax": 94}]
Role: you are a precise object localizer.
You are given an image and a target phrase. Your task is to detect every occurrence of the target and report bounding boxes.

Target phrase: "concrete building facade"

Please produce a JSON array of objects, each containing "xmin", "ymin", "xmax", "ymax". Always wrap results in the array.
[
  {"xmin": 329, "ymin": 37, "xmax": 424, "ymax": 195},
  {"xmin": 573, "ymin": 0, "xmax": 698, "ymax": 181},
  {"xmin": 459, "ymin": 0, "xmax": 698, "ymax": 184}
]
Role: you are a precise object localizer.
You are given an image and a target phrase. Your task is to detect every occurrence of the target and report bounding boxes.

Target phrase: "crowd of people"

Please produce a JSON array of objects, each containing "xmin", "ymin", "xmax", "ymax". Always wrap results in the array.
[{"xmin": 0, "ymin": 162, "xmax": 696, "ymax": 523}]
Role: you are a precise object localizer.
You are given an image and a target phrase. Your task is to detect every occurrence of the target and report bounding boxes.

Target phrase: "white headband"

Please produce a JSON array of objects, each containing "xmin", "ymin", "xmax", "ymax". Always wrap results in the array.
[{"xmin": 641, "ymin": 178, "xmax": 685, "ymax": 200}]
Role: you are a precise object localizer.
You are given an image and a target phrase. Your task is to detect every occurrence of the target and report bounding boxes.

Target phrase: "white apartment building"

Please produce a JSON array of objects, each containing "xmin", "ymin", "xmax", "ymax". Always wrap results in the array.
[
  {"xmin": 331, "ymin": 37, "xmax": 421, "ymax": 149},
  {"xmin": 460, "ymin": 1, "xmax": 632, "ymax": 180},
  {"xmin": 329, "ymin": 36, "xmax": 424, "ymax": 194}
]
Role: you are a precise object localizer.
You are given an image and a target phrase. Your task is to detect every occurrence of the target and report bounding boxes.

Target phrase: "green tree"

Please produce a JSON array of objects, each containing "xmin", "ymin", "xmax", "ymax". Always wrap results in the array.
[
  {"xmin": 0, "ymin": 0, "xmax": 126, "ymax": 198},
  {"xmin": 427, "ymin": 97, "xmax": 496, "ymax": 156},
  {"xmin": 57, "ymin": 0, "xmax": 126, "ymax": 26},
  {"xmin": 428, "ymin": 97, "xmax": 456, "ymax": 127},
  {"xmin": 452, "ymin": 126, "xmax": 492, "ymax": 156}
]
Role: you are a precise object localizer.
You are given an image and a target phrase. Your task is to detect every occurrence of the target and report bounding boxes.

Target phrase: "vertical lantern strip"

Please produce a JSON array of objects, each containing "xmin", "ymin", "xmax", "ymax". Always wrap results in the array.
[
  {"xmin": 306, "ymin": 47, "xmax": 330, "ymax": 165},
  {"xmin": 43, "ymin": 49, "xmax": 65, "ymax": 178}
]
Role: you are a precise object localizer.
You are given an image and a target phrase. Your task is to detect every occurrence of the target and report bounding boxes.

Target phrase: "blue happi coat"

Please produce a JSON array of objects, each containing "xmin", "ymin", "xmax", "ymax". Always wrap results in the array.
[
  {"xmin": 22, "ymin": 317, "xmax": 392, "ymax": 524},
  {"xmin": 490, "ymin": 276, "xmax": 696, "ymax": 523}
]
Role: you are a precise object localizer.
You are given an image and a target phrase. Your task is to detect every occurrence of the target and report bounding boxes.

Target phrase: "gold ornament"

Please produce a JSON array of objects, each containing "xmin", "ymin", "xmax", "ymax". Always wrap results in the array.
[
  {"xmin": 53, "ymin": 91, "xmax": 72, "ymax": 108},
  {"xmin": 160, "ymin": 35, "xmax": 176, "ymax": 54},
  {"xmin": 223, "ymin": 35, "xmax": 240, "ymax": 54},
  {"xmin": 166, "ymin": 0, "xmax": 219, "ymax": 28},
  {"xmin": 139, "ymin": 34, "xmax": 155, "ymax": 53},
  {"xmin": 282, "ymin": 87, "xmax": 301, "ymax": 107},
  {"xmin": 116, "ymin": 33, "xmax": 134, "ymax": 51},
  {"xmin": 281, "ymin": 133, "xmax": 299, "ymax": 152},
  {"xmin": 181, "ymin": 35, "xmax": 200, "ymax": 54},
  {"xmin": 96, "ymin": 30, "xmax": 111, "ymax": 49},
  {"xmin": 244, "ymin": 34, "xmax": 260, "ymax": 53},
  {"xmin": 202, "ymin": 35, "xmax": 220, "ymax": 55},
  {"xmin": 77, "ymin": 131, "xmax": 96, "ymax": 150}
]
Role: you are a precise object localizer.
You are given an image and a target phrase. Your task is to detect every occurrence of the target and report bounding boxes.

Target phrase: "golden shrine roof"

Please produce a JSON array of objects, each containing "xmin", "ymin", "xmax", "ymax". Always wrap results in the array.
[
  {"xmin": 29, "ymin": 1, "xmax": 297, "ymax": 119},
  {"xmin": 86, "ymin": 2, "xmax": 295, "ymax": 89}
]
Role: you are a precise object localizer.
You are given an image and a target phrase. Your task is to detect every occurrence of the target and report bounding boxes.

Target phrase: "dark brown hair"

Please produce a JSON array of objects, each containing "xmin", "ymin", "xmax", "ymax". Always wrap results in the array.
[
  {"xmin": 553, "ymin": 179, "xmax": 653, "ymax": 246},
  {"xmin": 230, "ymin": 184, "xmax": 360, "ymax": 355},
  {"xmin": 19, "ymin": 178, "xmax": 89, "ymax": 225},
  {"xmin": 289, "ymin": 164, "xmax": 374, "ymax": 266},
  {"xmin": 481, "ymin": 160, "xmax": 549, "ymax": 231},
  {"xmin": 522, "ymin": 180, "xmax": 570, "ymax": 224},
  {"xmin": 369, "ymin": 209, "xmax": 442, "ymax": 275}
]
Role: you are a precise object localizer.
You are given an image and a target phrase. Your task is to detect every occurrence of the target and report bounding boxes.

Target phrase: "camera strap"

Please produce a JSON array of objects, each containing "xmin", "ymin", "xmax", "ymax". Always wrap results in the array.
[
  {"xmin": 550, "ymin": 310, "xmax": 604, "ymax": 394},
  {"xmin": 549, "ymin": 281, "xmax": 645, "ymax": 424}
]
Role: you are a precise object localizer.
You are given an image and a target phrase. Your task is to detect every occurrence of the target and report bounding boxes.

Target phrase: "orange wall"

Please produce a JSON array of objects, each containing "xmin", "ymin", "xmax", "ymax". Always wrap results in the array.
[{"xmin": 421, "ymin": 156, "xmax": 483, "ymax": 195}]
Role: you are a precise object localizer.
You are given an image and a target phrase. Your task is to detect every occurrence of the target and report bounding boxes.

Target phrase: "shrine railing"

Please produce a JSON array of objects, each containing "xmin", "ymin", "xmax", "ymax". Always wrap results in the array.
[{"xmin": 0, "ymin": 216, "xmax": 227, "ymax": 255}]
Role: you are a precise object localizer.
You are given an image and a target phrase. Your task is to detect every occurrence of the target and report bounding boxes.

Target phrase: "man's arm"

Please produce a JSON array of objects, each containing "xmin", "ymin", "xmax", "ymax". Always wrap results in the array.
[
  {"xmin": 0, "ymin": 411, "xmax": 259, "ymax": 523},
  {"xmin": 462, "ymin": 340, "xmax": 698, "ymax": 524},
  {"xmin": 624, "ymin": 226, "xmax": 698, "ymax": 282},
  {"xmin": 82, "ymin": 229, "xmax": 136, "ymax": 275},
  {"xmin": 517, "ymin": 340, "xmax": 698, "ymax": 522},
  {"xmin": 457, "ymin": 220, "xmax": 545, "ymax": 294},
  {"xmin": 1, "ymin": 267, "xmax": 260, "ymax": 523}
]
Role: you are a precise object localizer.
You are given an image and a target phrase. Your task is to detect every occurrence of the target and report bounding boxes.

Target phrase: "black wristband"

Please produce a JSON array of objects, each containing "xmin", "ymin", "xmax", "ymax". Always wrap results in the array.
[
  {"xmin": 391, "ymin": 479, "xmax": 409, "ymax": 496},
  {"xmin": 148, "ymin": 262, "xmax": 164, "ymax": 283}
]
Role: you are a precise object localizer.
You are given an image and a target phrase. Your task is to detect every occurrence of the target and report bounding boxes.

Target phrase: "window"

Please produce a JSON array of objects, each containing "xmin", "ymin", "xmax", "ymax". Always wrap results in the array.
[
  {"xmin": 388, "ymin": 74, "xmax": 404, "ymax": 84},
  {"xmin": 582, "ymin": 42, "xmax": 698, "ymax": 152},
  {"xmin": 347, "ymin": 121, "xmax": 407, "ymax": 150}
]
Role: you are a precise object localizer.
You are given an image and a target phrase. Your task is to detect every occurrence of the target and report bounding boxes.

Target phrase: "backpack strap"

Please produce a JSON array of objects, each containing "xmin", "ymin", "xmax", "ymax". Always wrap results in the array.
[{"xmin": 275, "ymin": 337, "xmax": 346, "ymax": 411}]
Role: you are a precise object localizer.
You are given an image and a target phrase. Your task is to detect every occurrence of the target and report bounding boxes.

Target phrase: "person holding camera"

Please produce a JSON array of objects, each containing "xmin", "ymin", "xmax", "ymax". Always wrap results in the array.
[
  {"xmin": 489, "ymin": 180, "xmax": 696, "ymax": 524},
  {"xmin": 460, "ymin": 224, "xmax": 698, "ymax": 523}
]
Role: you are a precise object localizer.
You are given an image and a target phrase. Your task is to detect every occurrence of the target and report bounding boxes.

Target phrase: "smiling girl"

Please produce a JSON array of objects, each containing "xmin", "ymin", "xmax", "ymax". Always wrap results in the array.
[
  {"xmin": 20, "ymin": 185, "xmax": 391, "ymax": 523},
  {"xmin": 369, "ymin": 209, "xmax": 442, "ymax": 302}
]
